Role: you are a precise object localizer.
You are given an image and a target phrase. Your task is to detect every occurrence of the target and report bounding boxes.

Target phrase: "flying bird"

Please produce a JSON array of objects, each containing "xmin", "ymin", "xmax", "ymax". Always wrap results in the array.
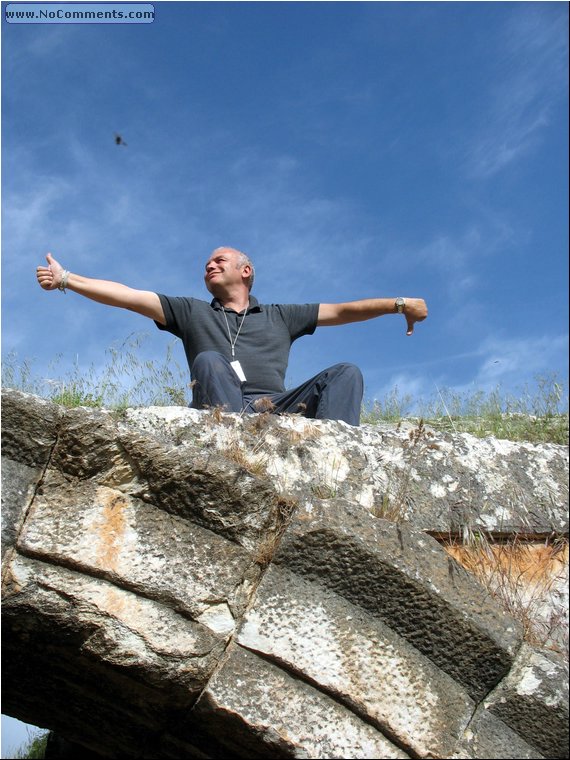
[{"xmin": 114, "ymin": 133, "xmax": 127, "ymax": 147}]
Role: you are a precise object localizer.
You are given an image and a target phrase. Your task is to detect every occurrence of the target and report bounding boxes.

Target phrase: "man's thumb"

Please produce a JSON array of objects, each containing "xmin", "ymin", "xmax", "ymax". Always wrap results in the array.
[
  {"xmin": 406, "ymin": 320, "xmax": 414, "ymax": 336},
  {"xmin": 46, "ymin": 253, "xmax": 54, "ymax": 266}
]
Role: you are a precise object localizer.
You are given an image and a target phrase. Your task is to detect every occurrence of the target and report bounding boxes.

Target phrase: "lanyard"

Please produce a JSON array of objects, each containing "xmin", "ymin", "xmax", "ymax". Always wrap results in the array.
[{"xmin": 222, "ymin": 307, "xmax": 247, "ymax": 357}]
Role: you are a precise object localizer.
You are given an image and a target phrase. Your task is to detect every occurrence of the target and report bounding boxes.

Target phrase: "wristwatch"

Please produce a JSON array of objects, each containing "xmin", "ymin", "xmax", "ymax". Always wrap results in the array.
[{"xmin": 395, "ymin": 297, "xmax": 406, "ymax": 314}]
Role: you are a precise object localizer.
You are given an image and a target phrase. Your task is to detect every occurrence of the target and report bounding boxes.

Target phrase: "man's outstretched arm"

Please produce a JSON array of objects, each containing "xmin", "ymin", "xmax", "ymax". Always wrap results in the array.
[
  {"xmin": 36, "ymin": 253, "xmax": 166, "ymax": 325},
  {"xmin": 317, "ymin": 298, "xmax": 428, "ymax": 335}
]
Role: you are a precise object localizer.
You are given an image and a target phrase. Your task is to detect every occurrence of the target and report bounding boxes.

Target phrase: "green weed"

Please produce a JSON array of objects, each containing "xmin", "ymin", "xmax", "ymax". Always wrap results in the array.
[
  {"xmin": 2, "ymin": 332, "xmax": 191, "ymax": 410},
  {"xmin": 7, "ymin": 727, "xmax": 49, "ymax": 759},
  {"xmin": 362, "ymin": 374, "xmax": 568, "ymax": 445}
]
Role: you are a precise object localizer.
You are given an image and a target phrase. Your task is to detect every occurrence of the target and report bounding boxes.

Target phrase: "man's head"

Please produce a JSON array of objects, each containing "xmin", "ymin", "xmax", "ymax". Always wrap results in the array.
[{"xmin": 204, "ymin": 247, "xmax": 255, "ymax": 295}]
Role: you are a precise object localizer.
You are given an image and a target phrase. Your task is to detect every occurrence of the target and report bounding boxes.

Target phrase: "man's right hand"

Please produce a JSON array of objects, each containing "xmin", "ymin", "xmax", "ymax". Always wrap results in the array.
[
  {"xmin": 35, "ymin": 253, "xmax": 166, "ymax": 324},
  {"xmin": 36, "ymin": 253, "xmax": 64, "ymax": 291}
]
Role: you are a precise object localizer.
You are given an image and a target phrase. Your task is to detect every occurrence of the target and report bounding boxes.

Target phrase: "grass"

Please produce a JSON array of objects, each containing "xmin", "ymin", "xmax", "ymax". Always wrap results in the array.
[
  {"xmin": 311, "ymin": 455, "xmax": 343, "ymax": 499},
  {"xmin": 362, "ymin": 374, "xmax": 568, "ymax": 445},
  {"xmin": 444, "ymin": 532, "xmax": 569, "ymax": 655},
  {"xmin": 371, "ymin": 419, "xmax": 433, "ymax": 521},
  {"xmin": 2, "ymin": 332, "xmax": 191, "ymax": 411},
  {"xmin": 1, "ymin": 336, "xmax": 567, "ymax": 444},
  {"xmin": 8, "ymin": 728, "xmax": 49, "ymax": 759}
]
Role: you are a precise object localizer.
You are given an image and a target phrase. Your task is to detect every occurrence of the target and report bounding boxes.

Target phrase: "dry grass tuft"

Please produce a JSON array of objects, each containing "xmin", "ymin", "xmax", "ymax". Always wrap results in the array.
[
  {"xmin": 371, "ymin": 419, "xmax": 429, "ymax": 522},
  {"xmin": 253, "ymin": 496, "xmax": 299, "ymax": 568},
  {"xmin": 371, "ymin": 493, "xmax": 407, "ymax": 522},
  {"xmin": 252, "ymin": 397, "xmax": 276, "ymax": 413},
  {"xmin": 444, "ymin": 533, "xmax": 568, "ymax": 652},
  {"xmin": 223, "ymin": 439, "xmax": 268, "ymax": 476},
  {"xmin": 204, "ymin": 405, "xmax": 226, "ymax": 425},
  {"xmin": 253, "ymin": 535, "xmax": 280, "ymax": 568}
]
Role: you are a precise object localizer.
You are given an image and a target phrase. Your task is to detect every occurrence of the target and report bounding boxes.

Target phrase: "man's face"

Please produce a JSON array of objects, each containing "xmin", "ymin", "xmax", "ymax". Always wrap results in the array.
[{"xmin": 204, "ymin": 249, "xmax": 247, "ymax": 293}]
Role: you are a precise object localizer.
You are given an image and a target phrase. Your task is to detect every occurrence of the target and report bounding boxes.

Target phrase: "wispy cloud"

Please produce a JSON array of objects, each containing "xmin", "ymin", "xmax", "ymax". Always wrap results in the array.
[
  {"xmin": 464, "ymin": 6, "xmax": 567, "ymax": 179},
  {"xmin": 370, "ymin": 332, "xmax": 568, "ymax": 405},
  {"xmin": 471, "ymin": 334, "xmax": 569, "ymax": 388},
  {"xmin": 188, "ymin": 148, "xmax": 377, "ymax": 302},
  {"xmin": 410, "ymin": 216, "xmax": 517, "ymax": 306},
  {"xmin": 3, "ymin": 5, "xmax": 566, "ymax": 411},
  {"xmin": 2, "ymin": 129, "xmax": 376, "ymax": 369}
]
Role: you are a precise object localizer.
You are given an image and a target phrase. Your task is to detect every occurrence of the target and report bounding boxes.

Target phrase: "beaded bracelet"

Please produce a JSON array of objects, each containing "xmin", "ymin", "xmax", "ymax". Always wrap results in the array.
[{"xmin": 58, "ymin": 270, "xmax": 70, "ymax": 293}]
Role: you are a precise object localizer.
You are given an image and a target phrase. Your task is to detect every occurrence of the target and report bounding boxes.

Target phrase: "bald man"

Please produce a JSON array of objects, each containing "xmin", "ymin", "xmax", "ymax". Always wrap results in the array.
[{"xmin": 37, "ymin": 247, "xmax": 427, "ymax": 425}]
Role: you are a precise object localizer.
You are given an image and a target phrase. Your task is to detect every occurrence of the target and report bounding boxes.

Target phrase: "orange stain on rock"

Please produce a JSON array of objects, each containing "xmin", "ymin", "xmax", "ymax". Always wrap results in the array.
[
  {"xmin": 96, "ymin": 490, "xmax": 129, "ymax": 571},
  {"xmin": 444, "ymin": 540, "xmax": 568, "ymax": 604}
]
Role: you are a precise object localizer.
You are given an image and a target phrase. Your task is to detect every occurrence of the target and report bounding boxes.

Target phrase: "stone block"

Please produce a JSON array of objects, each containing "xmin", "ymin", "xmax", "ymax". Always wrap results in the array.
[
  {"xmin": 187, "ymin": 644, "xmax": 410, "ymax": 759},
  {"xmin": 237, "ymin": 562, "xmax": 475, "ymax": 758},
  {"xmin": 455, "ymin": 707, "xmax": 545, "ymax": 759},
  {"xmin": 1, "ymin": 388, "xmax": 62, "ymax": 468},
  {"xmin": 271, "ymin": 497, "xmax": 522, "ymax": 700},
  {"xmin": 483, "ymin": 644, "xmax": 569, "ymax": 759},
  {"xmin": 2, "ymin": 554, "xmax": 227, "ymax": 757},
  {"xmin": 17, "ymin": 473, "xmax": 257, "ymax": 623}
]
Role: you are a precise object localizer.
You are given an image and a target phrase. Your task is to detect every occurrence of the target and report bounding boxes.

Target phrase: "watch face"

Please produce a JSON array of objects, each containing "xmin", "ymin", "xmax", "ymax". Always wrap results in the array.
[{"xmin": 396, "ymin": 298, "xmax": 405, "ymax": 312}]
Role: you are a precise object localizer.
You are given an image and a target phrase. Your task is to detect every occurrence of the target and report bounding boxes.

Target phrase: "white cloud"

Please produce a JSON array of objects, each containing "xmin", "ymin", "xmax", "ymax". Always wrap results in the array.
[
  {"xmin": 467, "ymin": 111, "xmax": 550, "ymax": 180},
  {"xmin": 374, "ymin": 372, "xmax": 430, "ymax": 401},
  {"xmin": 198, "ymin": 150, "xmax": 377, "ymax": 302},
  {"xmin": 472, "ymin": 334, "xmax": 569, "ymax": 388},
  {"xmin": 464, "ymin": 7, "xmax": 567, "ymax": 179},
  {"xmin": 2, "ymin": 128, "xmax": 380, "ymax": 381},
  {"xmin": 369, "ymin": 333, "xmax": 568, "ymax": 410},
  {"xmin": 413, "ymin": 220, "xmax": 515, "ymax": 304}
]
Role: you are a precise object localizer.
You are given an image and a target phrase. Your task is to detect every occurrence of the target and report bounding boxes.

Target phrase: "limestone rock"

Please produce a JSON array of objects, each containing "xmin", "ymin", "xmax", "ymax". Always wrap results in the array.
[
  {"xmin": 121, "ymin": 404, "xmax": 568, "ymax": 535},
  {"xmin": 1, "ymin": 389, "xmax": 568, "ymax": 759},
  {"xmin": 1, "ymin": 391, "xmax": 62, "ymax": 558},
  {"xmin": 483, "ymin": 644, "xmax": 568, "ymax": 758}
]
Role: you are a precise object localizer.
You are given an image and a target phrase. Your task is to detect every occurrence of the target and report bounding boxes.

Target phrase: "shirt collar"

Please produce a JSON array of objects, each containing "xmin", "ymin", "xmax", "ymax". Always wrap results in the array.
[{"xmin": 211, "ymin": 295, "xmax": 262, "ymax": 313}]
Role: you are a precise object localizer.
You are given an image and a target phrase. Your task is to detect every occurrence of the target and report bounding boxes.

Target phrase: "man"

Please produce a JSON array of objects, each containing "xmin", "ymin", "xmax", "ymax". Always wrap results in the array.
[{"xmin": 36, "ymin": 247, "xmax": 428, "ymax": 426}]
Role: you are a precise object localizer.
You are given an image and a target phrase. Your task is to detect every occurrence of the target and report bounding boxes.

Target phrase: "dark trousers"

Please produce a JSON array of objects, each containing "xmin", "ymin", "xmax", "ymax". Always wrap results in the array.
[{"xmin": 191, "ymin": 351, "xmax": 363, "ymax": 426}]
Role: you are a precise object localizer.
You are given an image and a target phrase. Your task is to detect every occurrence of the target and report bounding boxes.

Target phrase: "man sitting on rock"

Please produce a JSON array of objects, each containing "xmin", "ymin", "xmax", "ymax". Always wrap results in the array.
[{"xmin": 36, "ymin": 247, "xmax": 428, "ymax": 426}]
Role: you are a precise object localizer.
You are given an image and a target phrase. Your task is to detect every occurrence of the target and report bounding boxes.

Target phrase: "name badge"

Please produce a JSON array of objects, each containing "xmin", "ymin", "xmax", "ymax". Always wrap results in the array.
[{"xmin": 231, "ymin": 360, "xmax": 247, "ymax": 382}]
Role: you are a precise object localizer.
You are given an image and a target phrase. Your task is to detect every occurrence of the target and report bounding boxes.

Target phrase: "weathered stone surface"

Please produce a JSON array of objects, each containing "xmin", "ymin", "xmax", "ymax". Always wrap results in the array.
[
  {"xmin": 238, "ymin": 563, "xmax": 474, "ymax": 758},
  {"xmin": 483, "ymin": 644, "xmax": 569, "ymax": 759},
  {"xmin": 1, "ymin": 389, "xmax": 62, "ymax": 557},
  {"xmin": 1, "ymin": 457, "xmax": 41, "ymax": 557},
  {"xmin": 2, "ymin": 390, "xmax": 282, "ymax": 757},
  {"xmin": 2, "ymin": 389, "xmax": 568, "ymax": 759},
  {"xmin": 17, "ymin": 473, "xmax": 257, "ymax": 624},
  {"xmin": 1, "ymin": 388, "xmax": 62, "ymax": 467},
  {"xmin": 2, "ymin": 551, "xmax": 224, "ymax": 693},
  {"xmin": 270, "ymin": 497, "xmax": 522, "ymax": 698},
  {"xmin": 454, "ymin": 708, "xmax": 546, "ymax": 759},
  {"xmin": 44, "ymin": 732, "xmax": 107, "ymax": 759},
  {"xmin": 188, "ymin": 644, "xmax": 410, "ymax": 759},
  {"xmin": 2, "ymin": 557, "xmax": 223, "ymax": 757},
  {"xmin": 122, "ymin": 405, "xmax": 569, "ymax": 535},
  {"xmin": 452, "ymin": 646, "xmax": 569, "ymax": 759},
  {"xmin": 51, "ymin": 406, "xmax": 284, "ymax": 554}
]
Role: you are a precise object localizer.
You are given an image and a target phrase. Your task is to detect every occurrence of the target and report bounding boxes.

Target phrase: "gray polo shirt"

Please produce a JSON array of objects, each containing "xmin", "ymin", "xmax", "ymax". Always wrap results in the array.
[{"xmin": 155, "ymin": 294, "xmax": 319, "ymax": 395}]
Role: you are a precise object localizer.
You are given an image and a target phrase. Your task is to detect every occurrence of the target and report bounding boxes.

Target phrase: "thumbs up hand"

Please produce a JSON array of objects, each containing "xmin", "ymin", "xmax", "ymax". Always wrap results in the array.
[{"xmin": 36, "ymin": 253, "xmax": 64, "ymax": 291}]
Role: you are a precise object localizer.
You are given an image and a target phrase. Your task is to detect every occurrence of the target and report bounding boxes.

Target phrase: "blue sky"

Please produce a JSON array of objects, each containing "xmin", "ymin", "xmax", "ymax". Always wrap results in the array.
[
  {"xmin": 2, "ymin": 1, "xmax": 569, "ymax": 414},
  {"xmin": 0, "ymin": 1, "xmax": 568, "ymax": 748}
]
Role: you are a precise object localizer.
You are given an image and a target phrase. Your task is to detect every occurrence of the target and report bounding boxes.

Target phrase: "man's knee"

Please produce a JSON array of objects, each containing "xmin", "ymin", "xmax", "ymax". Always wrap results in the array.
[
  {"xmin": 191, "ymin": 351, "xmax": 242, "ymax": 411},
  {"xmin": 315, "ymin": 363, "xmax": 363, "ymax": 425},
  {"xmin": 329, "ymin": 363, "xmax": 364, "ymax": 388},
  {"xmin": 192, "ymin": 351, "xmax": 229, "ymax": 376}
]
